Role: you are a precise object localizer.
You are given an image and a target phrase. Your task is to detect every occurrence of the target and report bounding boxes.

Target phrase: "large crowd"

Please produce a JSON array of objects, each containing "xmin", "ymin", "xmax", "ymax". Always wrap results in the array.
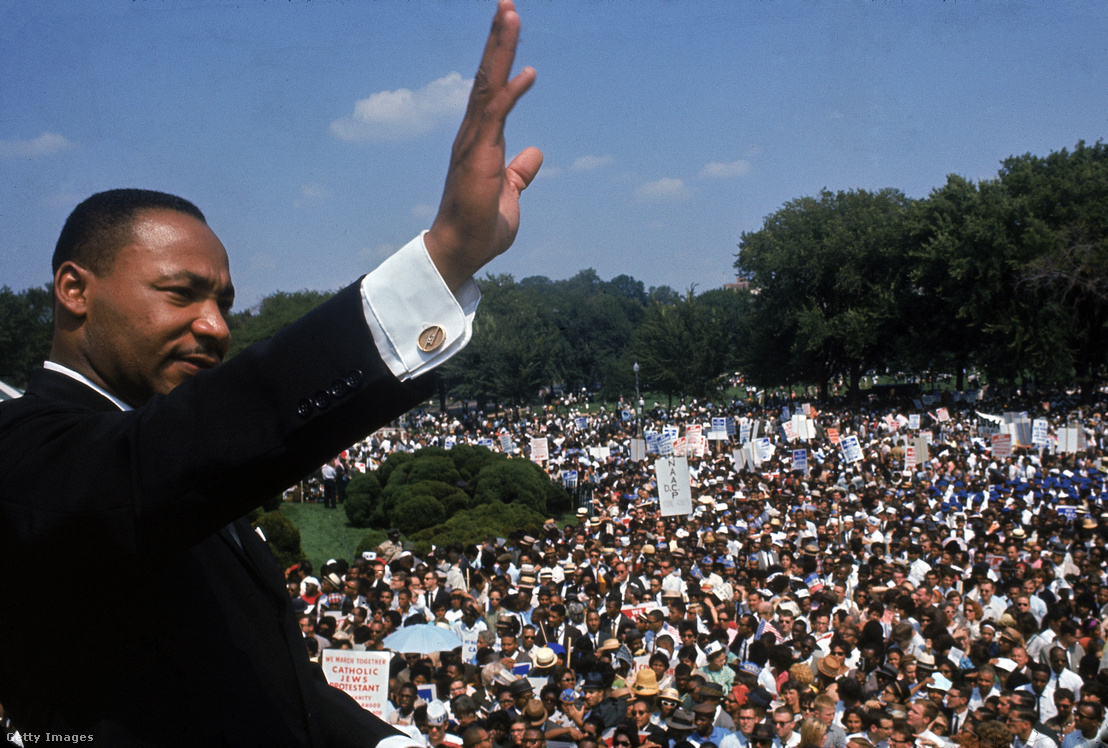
[{"xmin": 288, "ymin": 387, "xmax": 1108, "ymax": 748}]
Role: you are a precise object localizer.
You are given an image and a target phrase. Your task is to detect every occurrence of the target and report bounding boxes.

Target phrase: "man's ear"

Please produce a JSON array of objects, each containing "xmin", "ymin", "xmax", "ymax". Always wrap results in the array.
[{"xmin": 53, "ymin": 261, "xmax": 93, "ymax": 319}]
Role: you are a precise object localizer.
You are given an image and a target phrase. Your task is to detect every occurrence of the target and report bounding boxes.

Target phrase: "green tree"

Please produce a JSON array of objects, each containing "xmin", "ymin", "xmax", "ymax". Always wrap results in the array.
[
  {"xmin": 227, "ymin": 290, "xmax": 333, "ymax": 358},
  {"xmin": 997, "ymin": 140, "xmax": 1108, "ymax": 397},
  {"xmin": 0, "ymin": 285, "xmax": 53, "ymax": 389},
  {"xmin": 902, "ymin": 175, "xmax": 1018, "ymax": 389},
  {"xmin": 736, "ymin": 188, "xmax": 912, "ymax": 399},
  {"xmin": 631, "ymin": 290, "xmax": 736, "ymax": 405}
]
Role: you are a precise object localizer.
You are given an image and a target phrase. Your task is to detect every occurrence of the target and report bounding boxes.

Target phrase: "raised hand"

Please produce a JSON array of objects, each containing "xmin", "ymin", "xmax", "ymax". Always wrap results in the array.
[{"xmin": 424, "ymin": 0, "xmax": 543, "ymax": 292}]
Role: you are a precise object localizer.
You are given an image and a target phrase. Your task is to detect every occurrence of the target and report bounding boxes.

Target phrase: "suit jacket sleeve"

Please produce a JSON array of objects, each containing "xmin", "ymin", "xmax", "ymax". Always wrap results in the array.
[{"xmin": 0, "ymin": 280, "xmax": 434, "ymax": 564}]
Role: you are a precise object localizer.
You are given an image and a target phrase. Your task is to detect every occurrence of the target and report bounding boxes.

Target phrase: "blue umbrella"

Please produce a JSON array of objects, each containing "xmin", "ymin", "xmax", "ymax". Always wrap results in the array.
[{"xmin": 382, "ymin": 623, "xmax": 463, "ymax": 655}]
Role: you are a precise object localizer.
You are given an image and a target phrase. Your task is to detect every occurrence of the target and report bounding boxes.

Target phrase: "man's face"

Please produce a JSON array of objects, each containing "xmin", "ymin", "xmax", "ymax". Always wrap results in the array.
[
  {"xmin": 583, "ymin": 687, "xmax": 604, "ymax": 708},
  {"xmin": 1031, "ymin": 669, "xmax": 1050, "ymax": 692},
  {"xmin": 631, "ymin": 702, "xmax": 652, "ymax": 728},
  {"xmin": 737, "ymin": 709, "xmax": 758, "ymax": 736},
  {"xmin": 979, "ymin": 582, "xmax": 993, "ymax": 602},
  {"xmin": 586, "ymin": 611, "xmax": 601, "ymax": 633},
  {"xmin": 907, "ymin": 702, "xmax": 928, "ymax": 730},
  {"xmin": 773, "ymin": 713, "xmax": 794, "ymax": 738},
  {"xmin": 71, "ymin": 209, "xmax": 233, "ymax": 407},
  {"xmin": 1007, "ymin": 714, "xmax": 1031, "ymax": 740},
  {"xmin": 870, "ymin": 718, "xmax": 892, "ymax": 742}
]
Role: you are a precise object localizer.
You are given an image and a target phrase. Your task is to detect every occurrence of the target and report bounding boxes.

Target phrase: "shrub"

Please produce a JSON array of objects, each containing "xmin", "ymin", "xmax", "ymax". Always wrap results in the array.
[
  {"xmin": 343, "ymin": 471, "xmax": 382, "ymax": 528},
  {"xmin": 391, "ymin": 493, "xmax": 446, "ymax": 536},
  {"xmin": 448, "ymin": 444, "xmax": 500, "ymax": 483},
  {"xmin": 410, "ymin": 500, "xmax": 545, "ymax": 557},
  {"xmin": 406, "ymin": 455, "xmax": 462, "ymax": 487},
  {"xmin": 471, "ymin": 458, "xmax": 549, "ymax": 514},
  {"xmin": 377, "ymin": 451, "xmax": 415, "ymax": 486}
]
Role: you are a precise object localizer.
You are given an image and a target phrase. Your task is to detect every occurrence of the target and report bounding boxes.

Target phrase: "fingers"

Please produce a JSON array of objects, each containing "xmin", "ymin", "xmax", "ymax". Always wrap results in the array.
[
  {"xmin": 477, "ymin": 1, "xmax": 522, "ymax": 92},
  {"xmin": 506, "ymin": 147, "xmax": 544, "ymax": 194},
  {"xmin": 465, "ymin": 2, "xmax": 532, "ymax": 145}
]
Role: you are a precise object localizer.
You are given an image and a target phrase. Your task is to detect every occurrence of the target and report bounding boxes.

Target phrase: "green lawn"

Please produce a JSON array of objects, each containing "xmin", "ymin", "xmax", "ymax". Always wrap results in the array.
[{"xmin": 279, "ymin": 500, "xmax": 376, "ymax": 570}]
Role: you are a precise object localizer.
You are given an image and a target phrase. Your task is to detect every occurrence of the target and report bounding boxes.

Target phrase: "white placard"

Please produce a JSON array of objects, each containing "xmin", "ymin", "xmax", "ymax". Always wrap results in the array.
[
  {"xmin": 792, "ymin": 449, "xmax": 808, "ymax": 475},
  {"xmin": 655, "ymin": 457, "xmax": 693, "ymax": 517},
  {"xmin": 841, "ymin": 435, "xmax": 863, "ymax": 463},
  {"xmin": 991, "ymin": 433, "xmax": 1012, "ymax": 458},
  {"xmin": 321, "ymin": 650, "xmax": 391, "ymax": 716},
  {"xmin": 530, "ymin": 437, "xmax": 549, "ymax": 462}
]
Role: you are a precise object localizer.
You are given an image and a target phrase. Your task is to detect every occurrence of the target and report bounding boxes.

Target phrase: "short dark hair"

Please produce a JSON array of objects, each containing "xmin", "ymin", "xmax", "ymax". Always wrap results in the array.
[{"xmin": 53, "ymin": 189, "xmax": 206, "ymax": 276}]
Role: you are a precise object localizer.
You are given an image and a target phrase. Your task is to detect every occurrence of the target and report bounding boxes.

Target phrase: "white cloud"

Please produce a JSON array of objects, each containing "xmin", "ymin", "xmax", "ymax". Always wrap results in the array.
[
  {"xmin": 571, "ymin": 155, "xmax": 612, "ymax": 172},
  {"xmin": 300, "ymin": 183, "xmax": 328, "ymax": 200},
  {"xmin": 330, "ymin": 72, "xmax": 472, "ymax": 142},
  {"xmin": 700, "ymin": 158, "xmax": 751, "ymax": 178},
  {"xmin": 636, "ymin": 177, "xmax": 688, "ymax": 201},
  {"xmin": 0, "ymin": 132, "xmax": 73, "ymax": 159}
]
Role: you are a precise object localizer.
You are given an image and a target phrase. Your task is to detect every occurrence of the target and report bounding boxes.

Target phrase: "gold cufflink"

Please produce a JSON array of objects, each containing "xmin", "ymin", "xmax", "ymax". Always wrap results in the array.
[{"xmin": 418, "ymin": 325, "xmax": 446, "ymax": 352}]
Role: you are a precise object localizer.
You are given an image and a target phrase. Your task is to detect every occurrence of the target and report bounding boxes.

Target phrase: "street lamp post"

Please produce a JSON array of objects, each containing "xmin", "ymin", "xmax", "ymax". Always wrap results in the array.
[{"xmin": 633, "ymin": 362, "xmax": 642, "ymax": 434}]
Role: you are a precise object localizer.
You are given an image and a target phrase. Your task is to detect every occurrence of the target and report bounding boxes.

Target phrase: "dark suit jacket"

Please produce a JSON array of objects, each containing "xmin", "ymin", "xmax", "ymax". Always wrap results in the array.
[{"xmin": 0, "ymin": 283, "xmax": 432, "ymax": 747}]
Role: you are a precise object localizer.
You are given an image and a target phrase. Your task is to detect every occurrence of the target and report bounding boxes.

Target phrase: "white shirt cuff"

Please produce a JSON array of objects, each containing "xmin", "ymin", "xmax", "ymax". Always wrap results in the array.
[{"xmin": 361, "ymin": 231, "xmax": 479, "ymax": 382}]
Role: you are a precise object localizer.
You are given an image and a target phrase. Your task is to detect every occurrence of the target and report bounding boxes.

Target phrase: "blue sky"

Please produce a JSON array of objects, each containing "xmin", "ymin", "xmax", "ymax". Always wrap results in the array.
[{"xmin": 2, "ymin": 0, "xmax": 1105, "ymax": 308}]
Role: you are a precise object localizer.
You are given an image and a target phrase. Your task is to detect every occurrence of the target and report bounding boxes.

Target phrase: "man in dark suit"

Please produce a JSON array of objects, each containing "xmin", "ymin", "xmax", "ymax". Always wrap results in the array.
[{"xmin": 0, "ymin": 3, "xmax": 541, "ymax": 745}]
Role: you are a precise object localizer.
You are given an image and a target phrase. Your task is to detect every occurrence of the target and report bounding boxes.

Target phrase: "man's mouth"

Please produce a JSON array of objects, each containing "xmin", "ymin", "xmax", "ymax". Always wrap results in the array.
[{"xmin": 174, "ymin": 352, "xmax": 222, "ymax": 374}]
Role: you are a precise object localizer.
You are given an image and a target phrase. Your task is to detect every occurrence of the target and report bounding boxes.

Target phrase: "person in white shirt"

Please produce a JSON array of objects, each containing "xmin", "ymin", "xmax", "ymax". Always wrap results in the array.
[
  {"xmin": 1010, "ymin": 706, "xmax": 1059, "ymax": 748},
  {"xmin": 1062, "ymin": 701, "xmax": 1105, "ymax": 748},
  {"xmin": 771, "ymin": 707, "xmax": 801, "ymax": 748},
  {"xmin": 1046, "ymin": 647, "xmax": 1084, "ymax": 701}
]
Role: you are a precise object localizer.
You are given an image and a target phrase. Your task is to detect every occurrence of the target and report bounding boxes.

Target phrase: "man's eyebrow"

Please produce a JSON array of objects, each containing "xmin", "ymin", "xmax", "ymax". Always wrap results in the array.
[{"xmin": 157, "ymin": 270, "xmax": 235, "ymax": 302}]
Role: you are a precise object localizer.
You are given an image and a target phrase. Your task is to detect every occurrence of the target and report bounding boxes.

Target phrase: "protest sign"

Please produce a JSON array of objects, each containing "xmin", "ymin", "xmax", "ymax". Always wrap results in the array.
[
  {"xmin": 991, "ymin": 433, "xmax": 1012, "ymax": 458},
  {"xmin": 783, "ymin": 420, "xmax": 797, "ymax": 443},
  {"xmin": 908, "ymin": 414, "xmax": 920, "ymax": 430},
  {"xmin": 791, "ymin": 449, "xmax": 808, "ymax": 475},
  {"xmin": 1032, "ymin": 419, "xmax": 1050, "ymax": 449},
  {"xmin": 841, "ymin": 435, "xmax": 863, "ymax": 463},
  {"xmin": 530, "ymin": 437, "xmax": 548, "ymax": 463},
  {"xmin": 630, "ymin": 438, "xmax": 647, "ymax": 461},
  {"xmin": 658, "ymin": 433, "xmax": 674, "ymax": 456},
  {"xmin": 562, "ymin": 470, "xmax": 578, "ymax": 488},
  {"xmin": 756, "ymin": 437, "xmax": 773, "ymax": 464},
  {"xmin": 588, "ymin": 446, "xmax": 611, "ymax": 461},
  {"xmin": 499, "ymin": 433, "xmax": 514, "ymax": 453},
  {"xmin": 321, "ymin": 650, "xmax": 391, "ymax": 715},
  {"xmin": 826, "ymin": 427, "xmax": 840, "ymax": 445},
  {"xmin": 655, "ymin": 457, "xmax": 692, "ymax": 517}
]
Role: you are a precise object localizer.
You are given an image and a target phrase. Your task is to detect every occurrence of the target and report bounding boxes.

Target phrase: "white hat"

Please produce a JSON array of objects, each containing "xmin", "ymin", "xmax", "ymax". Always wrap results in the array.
[{"xmin": 427, "ymin": 700, "xmax": 448, "ymax": 725}]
